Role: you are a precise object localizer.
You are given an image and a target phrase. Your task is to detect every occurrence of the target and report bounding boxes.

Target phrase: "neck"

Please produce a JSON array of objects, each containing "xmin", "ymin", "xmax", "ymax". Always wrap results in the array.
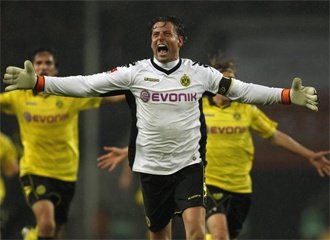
[{"xmin": 153, "ymin": 57, "xmax": 179, "ymax": 70}]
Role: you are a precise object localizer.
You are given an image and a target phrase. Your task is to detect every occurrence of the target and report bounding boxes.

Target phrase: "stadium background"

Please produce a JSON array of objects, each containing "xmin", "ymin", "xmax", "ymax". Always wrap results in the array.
[{"xmin": 1, "ymin": 1, "xmax": 329, "ymax": 239}]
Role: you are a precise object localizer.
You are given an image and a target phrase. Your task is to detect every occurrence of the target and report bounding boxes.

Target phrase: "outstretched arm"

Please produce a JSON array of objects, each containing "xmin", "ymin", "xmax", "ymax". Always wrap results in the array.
[
  {"xmin": 225, "ymin": 77, "xmax": 319, "ymax": 111},
  {"xmin": 3, "ymin": 60, "xmax": 130, "ymax": 97},
  {"xmin": 97, "ymin": 146, "xmax": 128, "ymax": 172},
  {"xmin": 269, "ymin": 130, "xmax": 330, "ymax": 177}
]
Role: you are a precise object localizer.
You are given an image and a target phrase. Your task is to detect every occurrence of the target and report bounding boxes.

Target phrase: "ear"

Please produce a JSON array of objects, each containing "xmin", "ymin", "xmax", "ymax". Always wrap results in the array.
[
  {"xmin": 178, "ymin": 36, "xmax": 184, "ymax": 47},
  {"xmin": 54, "ymin": 68, "xmax": 59, "ymax": 76}
]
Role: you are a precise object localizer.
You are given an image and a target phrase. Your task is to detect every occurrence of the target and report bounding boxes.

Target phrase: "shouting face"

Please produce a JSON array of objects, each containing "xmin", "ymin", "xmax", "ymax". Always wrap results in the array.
[{"xmin": 151, "ymin": 21, "xmax": 184, "ymax": 63}]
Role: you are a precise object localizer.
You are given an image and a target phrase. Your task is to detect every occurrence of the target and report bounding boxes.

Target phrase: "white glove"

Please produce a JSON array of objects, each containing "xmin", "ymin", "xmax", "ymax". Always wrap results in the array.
[
  {"xmin": 3, "ymin": 60, "xmax": 37, "ymax": 91},
  {"xmin": 290, "ymin": 77, "xmax": 319, "ymax": 112}
]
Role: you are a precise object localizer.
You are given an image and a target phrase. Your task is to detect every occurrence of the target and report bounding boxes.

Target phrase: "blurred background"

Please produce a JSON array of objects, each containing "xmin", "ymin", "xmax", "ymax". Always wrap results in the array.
[{"xmin": 1, "ymin": 1, "xmax": 329, "ymax": 239}]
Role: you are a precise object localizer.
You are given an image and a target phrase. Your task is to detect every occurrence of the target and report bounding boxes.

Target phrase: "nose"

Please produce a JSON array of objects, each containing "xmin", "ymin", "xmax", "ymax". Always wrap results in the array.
[{"xmin": 158, "ymin": 32, "xmax": 165, "ymax": 40}]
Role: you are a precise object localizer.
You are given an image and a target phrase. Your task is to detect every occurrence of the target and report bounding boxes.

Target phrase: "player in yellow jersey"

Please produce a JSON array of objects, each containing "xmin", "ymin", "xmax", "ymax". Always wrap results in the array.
[
  {"xmin": 0, "ymin": 132, "xmax": 19, "ymax": 205},
  {"xmin": 0, "ymin": 132, "xmax": 19, "ymax": 237},
  {"xmin": 0, "ymin": 48, "xmax": 123, "ymax": 240},
  {"xmin": 203, "ymin": 58, "xmax": 330, "ymax": 240}
]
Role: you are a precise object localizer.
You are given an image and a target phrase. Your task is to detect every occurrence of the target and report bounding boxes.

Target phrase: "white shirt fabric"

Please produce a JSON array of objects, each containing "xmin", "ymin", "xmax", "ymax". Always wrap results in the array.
[{"xmin": 44, "ymin": 58, "xmax": 283, "ymax": 175}]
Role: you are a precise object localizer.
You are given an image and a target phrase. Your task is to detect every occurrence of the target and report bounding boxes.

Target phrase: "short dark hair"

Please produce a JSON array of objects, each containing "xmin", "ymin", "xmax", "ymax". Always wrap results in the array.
[
  {"xmin": 149, "ymin": 16, "xmax": 187, "ymax": 43},
  {"xmin": 31, "ymin": 47, "xmax": 58, "ymax": 68},
  {"xmin": 208, "ymin": 54, "xmax": 236, "ymax": 74}
]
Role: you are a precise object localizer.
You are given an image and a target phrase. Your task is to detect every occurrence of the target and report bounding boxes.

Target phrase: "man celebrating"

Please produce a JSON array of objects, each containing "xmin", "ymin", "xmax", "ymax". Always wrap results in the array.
[
  {"xmin": 1, "ymin": 48, "xmax": 123, "ymax": 239},
  {"xmin": 3, "ymin": 16, "xmax": 319, "ymax": 240}
]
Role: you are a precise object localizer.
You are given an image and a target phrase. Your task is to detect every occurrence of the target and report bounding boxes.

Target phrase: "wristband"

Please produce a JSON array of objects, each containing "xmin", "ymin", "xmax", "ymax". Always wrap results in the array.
[
  {"xmin": 281, "ymin": 89, "xmax": 291, "ymax": 104},
  {"xmin": 35, "ymin": 75, "xmax": 45, "ymax": 92}
]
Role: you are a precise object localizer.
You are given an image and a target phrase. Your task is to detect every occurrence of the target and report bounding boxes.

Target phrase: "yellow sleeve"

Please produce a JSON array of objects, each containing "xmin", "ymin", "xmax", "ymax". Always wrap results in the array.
[
  {"xmin": 74, "ymin": 97, "xmax": 102, "ymax": 111},
  {"xmin": 0, "ymin": 133, "xmax": 18, "ymax": 168},
  {"xmin": 0, "ymin": 92, "xmax": 16, "ymax": 114},
  {"xmin": 250, "ymin": 105, "xmax": 278, "ymax": 139}
]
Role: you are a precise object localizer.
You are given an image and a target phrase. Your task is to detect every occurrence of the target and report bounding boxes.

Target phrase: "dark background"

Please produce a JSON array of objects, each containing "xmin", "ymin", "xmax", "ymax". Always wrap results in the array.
[{"xmin": 1, "ymin": 1, "xmax": 329, "ymax": 239}]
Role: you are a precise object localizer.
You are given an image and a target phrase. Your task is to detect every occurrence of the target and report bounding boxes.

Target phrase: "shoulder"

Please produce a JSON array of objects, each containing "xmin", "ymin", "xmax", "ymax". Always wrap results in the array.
[
  {"xmin": 0, "ymin": 132, "xmax": 14, "ymax": 147},
  {"xmin": 182, "ymin": 58, "xmax": 219, "ymax": 74},
  {"xmin": 119, "ymin": 59, "xmax": 149, "ymax": 69},
  {"xmin": 1, "ymin": 90, "xmax": 33, "ymax": 99}
]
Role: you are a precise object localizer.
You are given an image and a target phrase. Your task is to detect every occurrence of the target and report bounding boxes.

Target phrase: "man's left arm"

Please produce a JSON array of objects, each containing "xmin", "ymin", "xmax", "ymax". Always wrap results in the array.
[{"xmin": 219, "ymin": 77, "xmax": 319, "ymax": 111}]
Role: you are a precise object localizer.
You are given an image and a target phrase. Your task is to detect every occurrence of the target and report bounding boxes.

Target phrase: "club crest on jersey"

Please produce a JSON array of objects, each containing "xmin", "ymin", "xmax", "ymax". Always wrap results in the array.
[
  {"xmin": 233, "ymin": 112, "xmax": 241, "ymax": 120},
  {"xmin": 180, "ymin": 74, "xmax": 191, "ymax": 87},
  {"xmin": 56, "ymin": 100, "xmax": 64, "ymax": 108}
]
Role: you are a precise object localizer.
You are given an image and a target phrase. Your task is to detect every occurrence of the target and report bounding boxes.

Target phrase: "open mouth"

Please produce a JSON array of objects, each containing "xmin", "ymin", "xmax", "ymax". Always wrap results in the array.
[{"xmin": 157, "ymin": 44, "xmax": 168, "ymax": 53}]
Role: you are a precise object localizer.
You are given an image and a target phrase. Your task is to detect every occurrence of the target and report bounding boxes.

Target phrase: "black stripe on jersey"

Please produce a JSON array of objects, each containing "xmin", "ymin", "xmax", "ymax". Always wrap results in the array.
[
  {"xmin": 217, "ymin": 77, "xmax": 232, "ymax": 96},
  {"xmin": 124, "ymin": 91, "xmax": 138, "ymax": 169},
  {"xmin": 198, "ymin": 98, "xmax": 207, "ymax": 166},
  {"xmin": 100, "ymin": 90, "xmax": 129, "ymax": 97},
  {"xmin": 150, "ymin": 58, "xmax": 182, "ymax": 75}
]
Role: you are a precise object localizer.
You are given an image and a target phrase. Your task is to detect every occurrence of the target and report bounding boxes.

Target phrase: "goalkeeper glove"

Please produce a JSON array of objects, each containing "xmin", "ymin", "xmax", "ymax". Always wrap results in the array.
[
  {"xmin": 282, "ymin": 77, "xmax": 319, "ymax": 112},
  {"xmin": 3, "ymin": 60, "xmax": 43, "ymax": 91}
]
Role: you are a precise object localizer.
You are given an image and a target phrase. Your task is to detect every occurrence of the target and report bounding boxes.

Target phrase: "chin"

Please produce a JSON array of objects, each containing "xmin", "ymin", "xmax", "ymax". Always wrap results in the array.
[{"xmin": 159, "ymin": 55, "xmax": 172, "ymax": 62}]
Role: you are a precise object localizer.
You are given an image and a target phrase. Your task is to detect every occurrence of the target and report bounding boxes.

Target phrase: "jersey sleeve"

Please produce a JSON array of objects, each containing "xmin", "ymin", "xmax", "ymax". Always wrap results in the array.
[
  {"xmin": 44, "ymin": 66, "xmax": 132, "ymax": 97},
  {"xmin": 204, "ymin": 66, "xmax": 223, "ymax": 94},
  {"xmin": 249, "ymin": 105, "xmax": 278, "ymax": 138},
  {"xmin": 74, "ymin": 97, "xmax": 102, "ymax": 111},
  {"xmin": 0, "ymin": 92, "xmax": 16, "ymax": 115},
  {"xmin": 226, "ymin": 79, "xmax": 283, "ymax": 105},
  {"xmin": 0, "ymin": 133, "xmax": 18, "ymax": 168}
]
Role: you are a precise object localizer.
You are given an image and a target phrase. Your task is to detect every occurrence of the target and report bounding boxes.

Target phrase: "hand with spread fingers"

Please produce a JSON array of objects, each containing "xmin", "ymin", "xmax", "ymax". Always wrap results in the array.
[
  {"xmin": 307, "ymin": 150, "xmax": 330, "ymax": 177},
  {"xmin": 290, "ymin": 77, "xmax": 319, "ymax": 112},
  {"xmin": 97, "ymin": 146, "xmax": 128, "ymax": 172},
  {"xmin": 3, "ymin": 60, "xmax": 37, "ymax": 91}
]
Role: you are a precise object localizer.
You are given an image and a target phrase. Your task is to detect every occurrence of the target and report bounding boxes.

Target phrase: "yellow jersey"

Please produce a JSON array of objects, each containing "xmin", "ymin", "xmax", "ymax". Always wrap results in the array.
[
  {"xmin": 203, "ymin": 97, "xmax": 277, "ymax": 193},
  {"xmin": 0, "ymin": 132, "xmax": 18, "ymax": 204},
  {"xmin": 0, "ymin": 90, "xmax": 101, "ymax": 182}
]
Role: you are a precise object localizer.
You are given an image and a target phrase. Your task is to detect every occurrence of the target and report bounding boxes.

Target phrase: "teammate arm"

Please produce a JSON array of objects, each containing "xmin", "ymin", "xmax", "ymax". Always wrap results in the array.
[
  {"xmin": 268, "ymin": 130, "xmax": 330, "ymax": 177},
  {"xmin": 101, "ymin": 95, "xmax": 126, "ymax": 105},
  {"xmin": 97, "ymin": 146, "xmax": 132, "ymax": 190},
  {"xmin": 97, "ymin": 146, "xmax": 129, "ymax": 172}
]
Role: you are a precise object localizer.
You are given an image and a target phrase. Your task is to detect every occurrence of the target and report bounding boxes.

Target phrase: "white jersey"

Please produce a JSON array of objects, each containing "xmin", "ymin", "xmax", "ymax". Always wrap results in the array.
[{"xmin": 44, "ymin": 58, "xmax": 283, "ymax": 175}]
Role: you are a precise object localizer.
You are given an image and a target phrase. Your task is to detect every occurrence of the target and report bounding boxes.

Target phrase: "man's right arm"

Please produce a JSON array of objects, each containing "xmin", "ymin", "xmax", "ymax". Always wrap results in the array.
[{"xmin": 3, "ymin": 60, "xmax": 131, "ymax": 97}]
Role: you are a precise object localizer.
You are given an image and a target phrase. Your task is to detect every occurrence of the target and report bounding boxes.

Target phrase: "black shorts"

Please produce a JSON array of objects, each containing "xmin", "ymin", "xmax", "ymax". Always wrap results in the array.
[
  {"xmin": 20, "ymin": 174, "xmax": 75, "ymax": 225},
  {"xmin": 139, "ymin": 163, "xmax": 206, "ymax": 232},
  {"xmin": 206, "ymin": 185, "xmax": 251, "ymax": 239}
]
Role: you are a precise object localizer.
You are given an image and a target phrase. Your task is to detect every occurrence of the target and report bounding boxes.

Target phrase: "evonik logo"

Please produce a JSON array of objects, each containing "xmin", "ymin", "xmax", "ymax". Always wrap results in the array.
[
  {"xmin": 140, "ymin": 90, "xmax": 197, "ymax": 103},
  {"xmin": 207, "ymin": 126, "xmax": 247, "ymax": 134},
  {"xmin": 23, "ymin": 112, "xmax": 69, "ymax": 124}
]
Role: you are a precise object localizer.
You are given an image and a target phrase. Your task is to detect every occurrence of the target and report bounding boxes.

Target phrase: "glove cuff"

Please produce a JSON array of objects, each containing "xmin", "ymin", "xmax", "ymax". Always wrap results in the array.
[
  {"xmin": 35, "ymin": 75, "xmax": 45, "ymax": 92},
  {"xmin": 281, "ymin": 89, "xmax": 291, "ymax": 104}
]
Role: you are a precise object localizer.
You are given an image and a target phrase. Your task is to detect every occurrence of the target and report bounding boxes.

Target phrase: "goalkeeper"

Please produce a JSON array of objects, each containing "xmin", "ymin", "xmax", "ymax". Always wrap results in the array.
[{"xmin": 3, "ymin": 16, "xmax": 320, "ymax": 240}]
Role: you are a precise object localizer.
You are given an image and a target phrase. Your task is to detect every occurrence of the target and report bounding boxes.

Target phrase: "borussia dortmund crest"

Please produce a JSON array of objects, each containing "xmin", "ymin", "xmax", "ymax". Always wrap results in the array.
[
  {"xmin": 180, "ymin": 74, "xmax": 191, "ymax": 87},
  {"xmin": 56, "ymin": 100, "xmax": 64, "ymax": 108},
  {"xmin": 233, "ymin": 112, "xmax": 241, "ymax": 120}
]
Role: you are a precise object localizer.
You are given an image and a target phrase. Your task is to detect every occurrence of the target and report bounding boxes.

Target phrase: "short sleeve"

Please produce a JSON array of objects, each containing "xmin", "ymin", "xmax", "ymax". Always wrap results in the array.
[{"xmin": 250, "ymin": 106, "xmax": 278, "ymax": 138}]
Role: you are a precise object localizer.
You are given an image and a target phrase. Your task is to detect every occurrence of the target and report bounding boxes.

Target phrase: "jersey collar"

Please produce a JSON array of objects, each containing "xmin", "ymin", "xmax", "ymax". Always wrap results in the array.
[{"xmin": 151, "ymin": 57, "xmax": 182, "ymax": 75}]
